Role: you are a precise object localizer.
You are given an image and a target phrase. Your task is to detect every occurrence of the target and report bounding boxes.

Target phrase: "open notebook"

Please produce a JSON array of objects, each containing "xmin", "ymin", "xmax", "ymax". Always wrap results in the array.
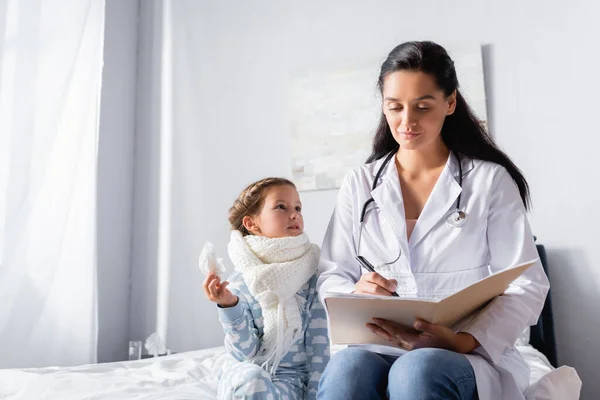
[{"xmin": 324, "ymin": 259, "xmax": 537, "ymax": 346}]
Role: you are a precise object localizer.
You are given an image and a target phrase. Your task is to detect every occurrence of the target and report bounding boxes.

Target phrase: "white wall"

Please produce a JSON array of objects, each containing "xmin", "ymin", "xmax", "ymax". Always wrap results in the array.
[
  {"xmin": 96, "ymin": 0, "xmax": 139, "ymax": 363},
  {"xmin": 130, "ymin": 1, "xmax": 599, "ymax": 397}
]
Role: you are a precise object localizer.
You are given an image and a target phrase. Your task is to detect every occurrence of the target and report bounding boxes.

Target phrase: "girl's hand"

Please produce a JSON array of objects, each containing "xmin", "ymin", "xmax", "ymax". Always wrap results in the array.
[
  {"xmin": 203, "ymin": 272, "xmax": 238, "ymax": 308},
  {"xmin": 366, "ymin": 318, "xmax": 480, "ymax": 354},
  {"xmin": 354, "ymin": 272, "xmax": 398, "ymax": 296}
]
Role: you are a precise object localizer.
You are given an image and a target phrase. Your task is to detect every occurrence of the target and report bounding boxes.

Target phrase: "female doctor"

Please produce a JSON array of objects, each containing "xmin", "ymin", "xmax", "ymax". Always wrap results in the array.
[{"xmin": 316, "ymin": 41, "xmax": 550, "ymax": 400}]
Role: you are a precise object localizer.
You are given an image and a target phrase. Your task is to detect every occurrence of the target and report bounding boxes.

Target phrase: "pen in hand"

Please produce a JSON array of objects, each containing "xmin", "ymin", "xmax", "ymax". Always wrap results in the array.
[{"xmin": 356, "ymin": 256, "xmax": 400, "ymax": 297}]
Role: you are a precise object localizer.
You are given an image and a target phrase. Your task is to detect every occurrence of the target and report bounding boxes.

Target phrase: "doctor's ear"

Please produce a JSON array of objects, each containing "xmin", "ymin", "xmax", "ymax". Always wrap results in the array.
[
  {"xmin": 446, "ymin": 91, "xmax": 457, "ymax": 116},
  {"xmin": 242, "ymin": 215, "xmax": 261, "ymax": 235}
]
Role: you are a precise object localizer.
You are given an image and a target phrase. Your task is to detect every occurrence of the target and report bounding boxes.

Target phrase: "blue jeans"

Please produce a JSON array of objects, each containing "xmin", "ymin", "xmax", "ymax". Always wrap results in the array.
[{"xmin": 317, "ymin": 347, "xmax": 478, "ymax": 400}]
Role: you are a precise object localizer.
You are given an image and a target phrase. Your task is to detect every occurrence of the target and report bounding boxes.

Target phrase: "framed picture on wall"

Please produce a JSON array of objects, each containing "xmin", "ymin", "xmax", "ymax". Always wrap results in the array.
[{"xmin": 288, "ymin": 43, "xmax": 487, "ymax": 192}]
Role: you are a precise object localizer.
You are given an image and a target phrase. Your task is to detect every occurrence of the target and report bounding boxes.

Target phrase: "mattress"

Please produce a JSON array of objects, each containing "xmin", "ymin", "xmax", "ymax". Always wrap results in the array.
[{"xmin": 0, "ymin": 344, "xmax": 580, "ymax": 399}]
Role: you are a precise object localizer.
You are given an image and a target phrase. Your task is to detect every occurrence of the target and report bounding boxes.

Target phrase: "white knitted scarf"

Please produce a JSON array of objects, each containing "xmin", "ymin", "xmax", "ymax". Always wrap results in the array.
[{"xmin": 227, "ymin": 230, "xmax": 319, "ymax": 375}]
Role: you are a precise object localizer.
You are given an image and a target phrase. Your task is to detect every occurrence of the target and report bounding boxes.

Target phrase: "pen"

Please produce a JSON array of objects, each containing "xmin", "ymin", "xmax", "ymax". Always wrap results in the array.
[{"xmin": 356, "ymin": 256, "xmax": 400, "ymax": 297}]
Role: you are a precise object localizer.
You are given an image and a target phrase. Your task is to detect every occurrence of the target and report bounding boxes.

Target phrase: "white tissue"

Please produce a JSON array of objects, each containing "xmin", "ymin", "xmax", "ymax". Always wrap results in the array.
[
  {"xmin": 198, "ymin": 241, "xmax": 226, "ymax": 278},
  {"xmin": 144, "ymin": 332, "xmax": 167, "ymax": 357}
]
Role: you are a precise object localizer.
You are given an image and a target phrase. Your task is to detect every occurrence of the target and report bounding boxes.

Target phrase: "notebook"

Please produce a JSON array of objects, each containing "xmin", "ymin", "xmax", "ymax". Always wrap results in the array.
[{"xmin": 323, "ymin": 259, "xmax": 537, "ymax": 346}]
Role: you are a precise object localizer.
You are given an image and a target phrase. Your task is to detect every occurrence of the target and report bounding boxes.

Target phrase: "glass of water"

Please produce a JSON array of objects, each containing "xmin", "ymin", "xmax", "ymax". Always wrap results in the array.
[{"xmin": 128, "ymin": 340, "xmax": 142, "ymax": 361}]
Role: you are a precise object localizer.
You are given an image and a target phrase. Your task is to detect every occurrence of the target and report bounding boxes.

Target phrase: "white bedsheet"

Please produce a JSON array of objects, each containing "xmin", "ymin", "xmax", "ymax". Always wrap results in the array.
[
  {"xmin": 0, "ymin": 346, "xmax": 226, "ymax": 400},
  {"xmin": 0, "ymin": 345, "xmax": 580, "ymax": 400}
]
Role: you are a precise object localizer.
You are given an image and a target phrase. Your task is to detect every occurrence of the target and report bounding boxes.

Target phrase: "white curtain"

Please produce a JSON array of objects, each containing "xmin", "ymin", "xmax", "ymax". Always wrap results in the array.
[{"xmin": 0, "ymin": 0, "xmax": 105, "ymax": 368}]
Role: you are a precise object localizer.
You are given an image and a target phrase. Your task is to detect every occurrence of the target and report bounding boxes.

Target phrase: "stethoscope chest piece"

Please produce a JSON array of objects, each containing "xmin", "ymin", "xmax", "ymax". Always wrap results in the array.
[{"xmin": 447, "ymin": 210, "xmax": 467, "ymax": 227}]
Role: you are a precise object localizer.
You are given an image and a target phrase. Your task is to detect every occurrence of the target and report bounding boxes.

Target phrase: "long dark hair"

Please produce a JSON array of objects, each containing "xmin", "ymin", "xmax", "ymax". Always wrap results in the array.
[{"xmin": 367, "ymin": 41, "xmax": 531, "ymax": 209}]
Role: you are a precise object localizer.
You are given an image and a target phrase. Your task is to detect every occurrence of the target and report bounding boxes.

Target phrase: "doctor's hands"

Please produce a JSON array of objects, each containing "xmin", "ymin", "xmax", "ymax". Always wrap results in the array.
[
  {"xmin": 353, "ymin": 272, "xmax": 398, "ymax": 296},
  {"xmin": 366, "ymin": 318, "xmax": 480, "ymax": 354},
  {"xmin": 203, "ymin": 272, "xmax": 238, "ymax": 308}
]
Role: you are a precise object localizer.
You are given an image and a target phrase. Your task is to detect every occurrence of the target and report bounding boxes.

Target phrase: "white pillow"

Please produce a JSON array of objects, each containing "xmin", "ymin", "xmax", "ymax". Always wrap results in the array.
[{"xmin": 524, "ymin": 366, "xmax": 582, "ymax": 400}]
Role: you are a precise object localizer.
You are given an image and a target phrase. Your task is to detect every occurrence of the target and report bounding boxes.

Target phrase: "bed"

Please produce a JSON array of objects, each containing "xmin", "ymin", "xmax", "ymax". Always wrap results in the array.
[{"xmin": 0, "ymin": 245, "xmax": 581, "ymax": 400}]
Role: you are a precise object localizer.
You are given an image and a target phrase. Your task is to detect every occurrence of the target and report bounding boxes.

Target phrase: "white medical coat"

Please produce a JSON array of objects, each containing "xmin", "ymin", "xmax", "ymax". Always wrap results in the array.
[{"xmin": 317, "ymin": 152, "xmax": 550, "ymax": 400}]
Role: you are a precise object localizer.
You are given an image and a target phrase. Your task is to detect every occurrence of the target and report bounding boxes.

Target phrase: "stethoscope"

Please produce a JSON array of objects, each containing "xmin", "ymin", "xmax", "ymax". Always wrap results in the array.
[{"xmin": 355, "ymin": 150, "xmax": 467, "ymax": 270}]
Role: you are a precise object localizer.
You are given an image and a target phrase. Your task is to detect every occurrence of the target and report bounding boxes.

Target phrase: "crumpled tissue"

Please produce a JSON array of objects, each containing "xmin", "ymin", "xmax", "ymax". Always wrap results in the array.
[
  {"xmin": 198, "ymin": 241, "xmax": 226, "ymax": 278},
  {"xmin": 144, "ymin": 332, "xmax": 168, "ymax": 357}
]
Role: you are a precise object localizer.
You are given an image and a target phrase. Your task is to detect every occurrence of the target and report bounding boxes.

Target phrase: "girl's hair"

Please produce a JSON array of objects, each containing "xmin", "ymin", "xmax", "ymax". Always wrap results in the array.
[
  {"xmin": 367, "ymin": 41, "xmax": 531, "ymax": 209},
  {"xmin": 229, "ymin": 177, "xmax": 296, "ymax": 236}
]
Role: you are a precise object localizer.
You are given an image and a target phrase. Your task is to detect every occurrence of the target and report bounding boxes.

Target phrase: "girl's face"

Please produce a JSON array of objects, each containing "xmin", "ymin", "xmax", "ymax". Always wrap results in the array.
[
  {"xmin": 382, "ymin": 70, "xmax": 456, "ymax": 152},
  {"xmin": 243, "ymin": 185, "xmax": 304, "ymax": 238}
]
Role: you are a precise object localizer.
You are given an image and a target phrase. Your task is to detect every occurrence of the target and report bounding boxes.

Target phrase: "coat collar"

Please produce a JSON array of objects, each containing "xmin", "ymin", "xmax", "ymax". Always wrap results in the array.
[
  {"xmin": 370, "ymin": 151, "xmax": 474, "ymax": 180},
  {"xmin": 369, "ymin": 151, "xmax": 474, "ymax": 256}
]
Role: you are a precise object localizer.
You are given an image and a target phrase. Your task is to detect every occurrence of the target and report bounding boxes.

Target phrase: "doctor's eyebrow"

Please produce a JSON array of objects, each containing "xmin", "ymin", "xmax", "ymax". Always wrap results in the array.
[{"xmin": 384, "ymin": 95, "xmax": 436, "ymax": 102}]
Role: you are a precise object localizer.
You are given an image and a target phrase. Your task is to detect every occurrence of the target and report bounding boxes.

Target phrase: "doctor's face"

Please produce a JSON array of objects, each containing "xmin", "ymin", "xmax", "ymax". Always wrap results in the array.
[
  {"xmin": 244, "ymin": 185, "xmax": 304, "ymax": 238},
  {"xmin": 382, "ymin": 70, "xmax": 456, "ymax": 151}
]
